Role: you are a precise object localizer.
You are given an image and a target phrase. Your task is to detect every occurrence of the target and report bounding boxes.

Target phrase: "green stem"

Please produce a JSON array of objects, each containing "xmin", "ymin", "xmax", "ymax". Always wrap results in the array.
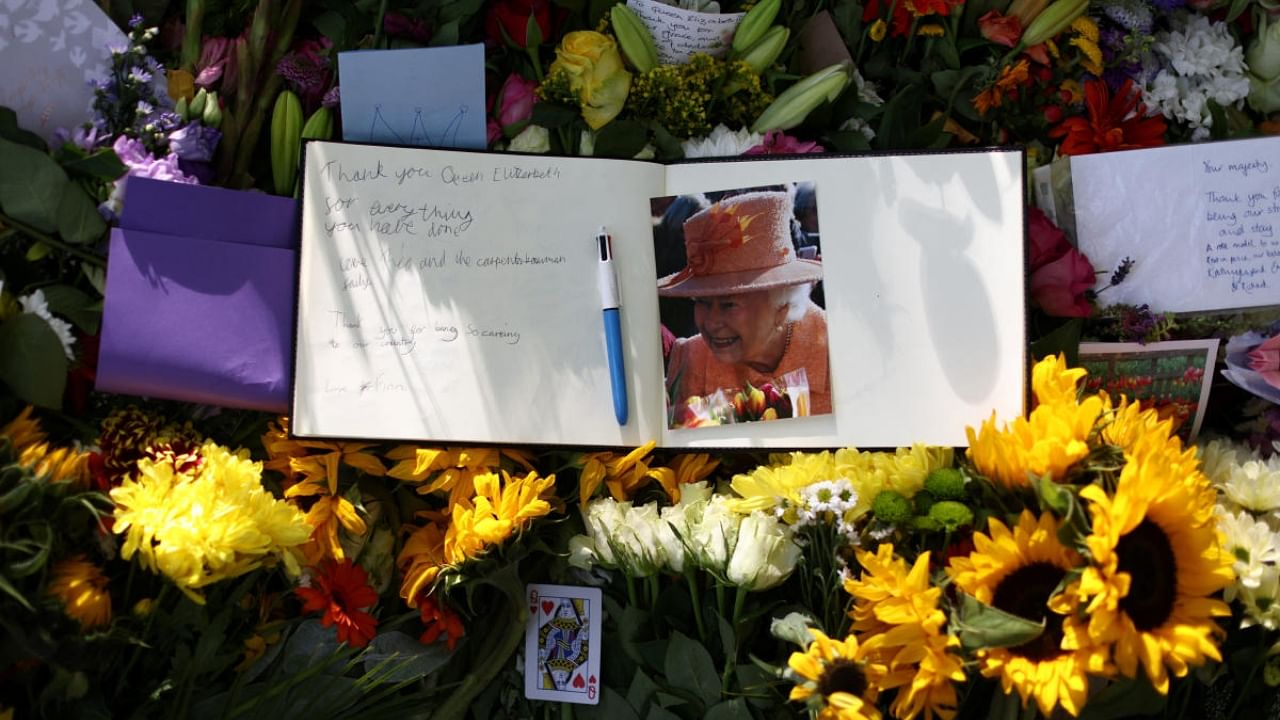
[
  {"xmin": 430, "ymin": 594, "xmax": 528, "ymax": 720},
  {"xmin": 720, "ymin": 586, "xmax": 748, "ymax": 694},
  {"xmin": 372, "ymin": 0, "xmax": 390, "ymax": 49},
  {"xmin": 626, "ymin": 575, "xmax": 639, "ymax": 608},
  {"xmin": 647, "ymin": 574, "xmax": 660, "ymax": 612},
  {"xmin": 181, "ymin": 0, "xmax": 207, "ymax": 73},
  {"xmin": 117, "ymin": 582, "xmax": 173, "ymax": 700},
  {"xmin": 1, "ymin": 213, "xmax": 106, "ymax": 268},
  {"xmin": 686, "ymin": 571, "xmax": 707, "ymax": 644},
  {"xmin": 715, "ymin": 582, "xmax": 726, "ymax": 622}
]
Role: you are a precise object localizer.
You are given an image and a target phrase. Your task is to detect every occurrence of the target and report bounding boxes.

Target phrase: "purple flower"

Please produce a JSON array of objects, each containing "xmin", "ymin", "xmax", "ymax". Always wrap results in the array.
[
  {"xmin": 322, "ymin": 85, "xmax": 341, "ymax": 109},
  {"xmin": 168, "ymin": 122, "xmax": 222, "ymax": 163},
  {"xmin": 742, "ymin": 131, "xmax": 825, "ymax": 156},
  {"xmin": 277, "ymin": 38, "xmax": 334, "ymax": 109},
  {"xmin": 112, "ymin": 136, "xmax": 197, "ymax": 184}
]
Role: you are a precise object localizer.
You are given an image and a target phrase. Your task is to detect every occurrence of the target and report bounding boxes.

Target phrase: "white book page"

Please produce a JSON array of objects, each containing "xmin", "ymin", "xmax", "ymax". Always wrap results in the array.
[
  {"xmin": 659, "ymin": 151, "xmax": 1026, "ymax": 448},
  {"xmin": 1072, "ymin": 136, "xmax": 1280, "ymax": 312},
  {"xmin": 293, "ymin": 142, "xmax": 666, "ymax": 445}
]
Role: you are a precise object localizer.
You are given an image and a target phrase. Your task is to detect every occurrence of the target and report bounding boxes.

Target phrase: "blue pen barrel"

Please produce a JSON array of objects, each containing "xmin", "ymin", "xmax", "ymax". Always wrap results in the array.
[{"xmin": 603, "ymin": 308, "xmax": 627, "ymax": 424}]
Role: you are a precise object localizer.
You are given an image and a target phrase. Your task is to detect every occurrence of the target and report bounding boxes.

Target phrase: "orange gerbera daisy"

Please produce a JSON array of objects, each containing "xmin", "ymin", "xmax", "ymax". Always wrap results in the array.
[
  {"xmin": 296, "ymin": 559, "xmax": 380, "ymax": 647},
  {"xmin": 1048, "ymin": 79, "xmax": 1166, "ymax": 156},
  {"xmin": 417, "ymin": 594, "xmax": 466, "ymax": 650}
]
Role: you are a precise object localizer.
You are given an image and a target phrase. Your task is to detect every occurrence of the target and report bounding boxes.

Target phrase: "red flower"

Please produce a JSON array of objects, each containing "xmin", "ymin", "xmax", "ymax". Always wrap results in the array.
[
  {"xmin": 864, "ymin": 0, "xmax": 964, "ymax": 38},
  {"xmin": 1048, "ymin": 79, "xmax": 1167, "ymax": 156},
  {"xmin": 978, "ymin": 11, "xmax": 1022, "ymax": 47},
  {"xmin": 296, "ymin": 559, "xmax": 380, "ymax": 647},
  {"xmin": 1027, "ymin": 208, "xmax": 1096, "ymax": 317},
  {"xmin": 417, "ymin": 594, "xmax": 465, "ymax": 650},
  {"xmin": 484, "ymin": 0, "xmax": 553, "ymax": 48}
]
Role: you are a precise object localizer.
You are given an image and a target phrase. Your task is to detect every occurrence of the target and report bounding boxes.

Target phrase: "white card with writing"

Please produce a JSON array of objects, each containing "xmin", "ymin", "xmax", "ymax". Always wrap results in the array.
[
  {"xmin": 524, "ymin": 584, "xmax": 602, "ymax": 705},
  {"xmin": 0, "ymin": 0, "xmax": 131, "ymax": 143},
  {"xmin": 626, "ymin": 0, "xmax": 743, "ymax": 65},
  {"xmin": 1071, "ymin": 136, "xmax": 1280, "ymax": 313}
]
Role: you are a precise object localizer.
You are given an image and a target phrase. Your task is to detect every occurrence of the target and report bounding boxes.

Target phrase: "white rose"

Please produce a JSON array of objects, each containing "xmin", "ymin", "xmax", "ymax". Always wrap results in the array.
[
  {"xmin": 508, "ymin": 124, "xmax": 552, "ymax": 153},
  {"xmin": 687, "ymin": 494, "xmax": 740, "ymax": 577},
  {"xmin": 726, "ymin": 512, "xmax": 801, "ymax": 591}
]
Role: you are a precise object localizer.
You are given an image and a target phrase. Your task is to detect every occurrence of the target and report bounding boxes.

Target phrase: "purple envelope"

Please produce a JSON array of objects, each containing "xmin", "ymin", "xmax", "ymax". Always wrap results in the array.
[{"xmin": 96, "ymin": 178, "xmax": 299, "ymax": 411}]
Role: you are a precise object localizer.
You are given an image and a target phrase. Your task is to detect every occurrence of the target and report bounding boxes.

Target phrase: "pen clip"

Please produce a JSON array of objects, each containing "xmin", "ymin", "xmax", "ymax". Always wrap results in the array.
[{"xmin": 596, "ymin": 230, "xmax": 612, "ymax": 262}]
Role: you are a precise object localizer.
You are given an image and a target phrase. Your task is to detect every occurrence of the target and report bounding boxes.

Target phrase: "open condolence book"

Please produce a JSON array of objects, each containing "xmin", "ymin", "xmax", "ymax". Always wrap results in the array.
[{"xmin": 292, "ymin": 141, "xmax": 1027, "ymax": 449}]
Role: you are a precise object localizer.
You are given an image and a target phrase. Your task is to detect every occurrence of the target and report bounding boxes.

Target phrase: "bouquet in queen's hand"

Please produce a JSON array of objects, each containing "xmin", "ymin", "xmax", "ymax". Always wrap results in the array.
[{"xmin": 670, "ymin": 370, "xmax": 810, "ymax": 428}]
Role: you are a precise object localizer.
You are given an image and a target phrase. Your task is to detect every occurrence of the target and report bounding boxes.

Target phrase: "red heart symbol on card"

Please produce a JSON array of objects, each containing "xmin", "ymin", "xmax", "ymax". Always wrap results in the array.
[
  {"xmin": 542, "ymin": 601, "xmax": 554, "ymax": 615},
  {"xmin": 573, "ymin": 675, "xmax": 586, "ymax": 689}
]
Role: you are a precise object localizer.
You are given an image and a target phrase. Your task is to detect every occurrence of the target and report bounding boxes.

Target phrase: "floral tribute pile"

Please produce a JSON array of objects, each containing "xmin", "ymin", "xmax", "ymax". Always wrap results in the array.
[{"xmin": 4, "ymin": 0, "xmax": 1280, "ymax": 717}]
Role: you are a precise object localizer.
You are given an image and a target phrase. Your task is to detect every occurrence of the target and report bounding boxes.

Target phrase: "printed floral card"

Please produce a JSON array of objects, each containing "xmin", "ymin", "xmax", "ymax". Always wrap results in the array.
[{"xmin": 1078, "ymin": 339, "xmax": 1220, "ymax": 443}]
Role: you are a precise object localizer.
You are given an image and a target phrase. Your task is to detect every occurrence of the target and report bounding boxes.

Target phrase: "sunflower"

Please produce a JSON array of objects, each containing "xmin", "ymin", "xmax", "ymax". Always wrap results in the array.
[
  {"xmin": 966, "ymin": 355, "xmax": 1108, "ymax": 488},
  {"xmin": 1054, "ymin": 431, "xmax": 1234, "ymax": 694},
  {"xmin": 845, "ymin": 544, "xmax": 965, "ymax": 720},
  {"xmin": 386, "ymin": 445, "xmax": 535, "ymax": 505},
  {"xmin": 397, "ymin": 514, "xmax": 448, "ymax": 605},
  {"xmin": 788, "ymin": 629, "xmax": 882, "ymax": 720},
  {"xmin": 947, "ymin": 511, "xmax": 1106, "ymax": 716},
  {"xmin": 577, "ymin": 442, "xmax": 670, "ymax": 506},
  {"xmin": 445, "ymin": 470, "xmax": 555, "ymax": 563},
  {"xmin": 46, "ymin": 556, "xmax": 111, "ymax": 630}
]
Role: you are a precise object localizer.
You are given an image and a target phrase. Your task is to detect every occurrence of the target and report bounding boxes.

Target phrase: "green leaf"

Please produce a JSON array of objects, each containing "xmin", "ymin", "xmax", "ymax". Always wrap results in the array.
[
  {"xmin": 531, "ymin": 102, "xmax": 581, "ymax": 130},
  {"xmin": 0, "ymin": 138, "xmax": 68, "ymax": 233},
  {"xmin": 952, "ymin": 591, "xmax": 1044, "ymax": 653},
  {"xmin": 0, "ymin": 314, "xmax": 68, "ymax": 408},
  {"xmin": 715, "ymin": 612, "xmax": 735, "ymax": 661},
  {"xmin": 577, "ymin": 686, "xmax": 640, "ymax": 720},
  {"xmin": 0, "ymin": 107, "xmax": 47, "ymax": 152},
  {"xmin": 363, "ymin": 630, "xmax": 455, "ymax": 681},
  {"xmin": 663, "ymin": 630, "xmax": 720, "ymax": 709},
  {"xmin": 1226, "ymin": 0, "xmax": 1250, "ymax": 23},
  {"xmin": 644, "ymin": 707, "xmax": 680, "ymax": 720},
  {"xmin": 626, "ymin": 669, "xmax": 659, "ymax": 713},
  {"xmin": 39, "ymin": 285, "xmax": 100, "ymax": 335},
  {"xmin": 705, "ymin": 699, "xmax": 749, "ymax": 719},
  {"xmin": 1076, "ymin": 675, "xmax": 1166, "ymax": 720},
  {"xmin": 429, "ymin": 19, "xmax": 460, "ymax": 46},
  {"xmin": 56, "ymin": 183, "xmax": 107, "ymax": 245},
  {"xmin": 62, "ymin": 149, "xmax": 127, "ymax": 181},
  {"xmin": 24, "ymin": 242, "xmax": 50, "ymax": 262},
  {"xmin": 0, "ymin": 572, "xmax": 33, "ymax": 611},
  {"xmin": 1030, "ymin": 317, "xmax": 1082, "ymax": 364},
  {"xmin": 592, "ymin": 119, "xmax": 649, "ymax": 159},
  {"xmin": 524, "ymin": 11, "xmax": 543, "ymax": 48}
]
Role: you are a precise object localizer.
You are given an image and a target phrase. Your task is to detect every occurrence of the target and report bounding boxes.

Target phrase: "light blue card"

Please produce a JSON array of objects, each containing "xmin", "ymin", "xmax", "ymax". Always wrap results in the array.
[{"xmin": 338, "ymin": 44, "xmax": 486, "ymax": 149}]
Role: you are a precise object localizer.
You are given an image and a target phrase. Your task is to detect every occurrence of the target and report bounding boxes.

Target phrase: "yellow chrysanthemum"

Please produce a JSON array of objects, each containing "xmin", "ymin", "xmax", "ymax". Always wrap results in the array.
[
  {"xmin": 1070, "ymin": 15, "xmax": 1099, "ymax": 42},
  {"xmin": 577, "ymin": 442, "xmax": 672, "ymax": 506},
  {"xmin": 947, "ymin": 512, "xmax": 1106, "ymax": 716},
  {"xmin": 869, "ymin": 19, "xmax": 888, "ymax": 41},
  {"xmin": 386, "ymin": 445, "xmax": 535, "ymax": 506},
  {"xmin": 46, "ymin": 556, "xmax": 111, "ymax": 630},
  {"xmin": 731, "ymin": 446, "xmax": 952, "ymax": 521},
  {"xmin": 1069, "ymin": 35, "xmax": 1104, "ymax": 77},
  {"xmin": 845, "ymin": 545, "xmax": 965, "ymax": 720},
  {"xmin": 788, "ymin": 629, "xmax": 882, "ymax": 720},
  {"xmin": 444, "ymin": 470, "xmax": 556, "ymax": 565},
  {"xmin": 1053, "ymin": 432, "xmax": 1233, "ymax": 694},
  {"xmin": 967, "ymin": 355, "xmax": 1108, "ymax": 488},
  {"xmin": 111, "ymin": 442, "xmax": 312, "ymax": 603}
]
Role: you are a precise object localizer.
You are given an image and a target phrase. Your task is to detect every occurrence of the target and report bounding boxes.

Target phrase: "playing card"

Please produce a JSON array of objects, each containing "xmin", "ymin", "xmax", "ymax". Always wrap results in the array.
[{"xmin": 523, "ymin": 583, "xmax": 603, "ymax": 704}]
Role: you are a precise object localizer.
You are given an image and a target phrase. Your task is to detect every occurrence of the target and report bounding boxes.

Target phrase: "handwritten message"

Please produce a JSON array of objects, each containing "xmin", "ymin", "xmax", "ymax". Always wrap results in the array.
[
  {"xmin": 1072, "ymin": 137, "xmax": 1280, "ymax": 313},
  {"xmin": 1199, "ymin": 159, "xmax": 1280, "ymax": 296},
  {"xmin": 627, "ymin": 0, "xmax": 743, "ymax": 64}
]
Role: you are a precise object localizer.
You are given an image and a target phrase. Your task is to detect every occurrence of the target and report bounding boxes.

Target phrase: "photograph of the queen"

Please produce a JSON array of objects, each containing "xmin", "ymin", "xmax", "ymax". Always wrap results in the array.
[{"xmin": 653, "ymin": 183, "xmax": 832, "ymax": 429}]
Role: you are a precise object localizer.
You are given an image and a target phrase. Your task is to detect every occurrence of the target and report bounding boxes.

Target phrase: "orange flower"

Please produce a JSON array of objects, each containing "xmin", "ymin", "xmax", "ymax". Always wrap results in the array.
[
  {"xmin": 1048, "ymin": 78, "xmax": 1166, "ymax": 156},
  {"xmin": 296, "ymin": 559, "xmax": 379, "ymax": 647},
  {"xmin": 973, "ymin": 60, "xmax": 1031, "ymax": 116},
  {"xmin": 417, "ymin": 594, "xmax": 465, "ymax": 650}
]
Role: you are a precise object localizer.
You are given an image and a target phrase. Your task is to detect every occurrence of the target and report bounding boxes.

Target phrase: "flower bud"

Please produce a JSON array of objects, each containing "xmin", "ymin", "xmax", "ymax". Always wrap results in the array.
[
  {"xmin": 175, "ymin": 96, "xmax": 189, "ymax": 120},
  {"xmin": 751, "ymin": 62, "xmax": 851, "ymax": 133},
  {"xmin": 1248, "ymin": 17, "xmax": 1280, "ymax": 111},
  {"xmin": 189, "ymin": 88, "xmax": 208, "ymax": 119},
  {"xmin": 270, "ymin": 89, "xmax": 303, "ymax": 196},
  {"xmin": 1006, "ymin": 0, "xmax": 1051, "ymax": 26},
  {"xmin": 732, "ymin": 0, "xmax": 781, "ymax": 55},
  {"xmin": 201, "ymin": 91, "xmax": 222, "ymax": 128},
  {"xmin": 740, "ymin": 26, "xmax": 789, "ymax": 74},
  {"xmin": 1019, "ymin": 0, "xmax": 1088, "ymax": 48},
  {"xmin": 301, "ymin": 106, "xmax": 334, "ymax": 141},
  {"xmin": 611, "ymin": 3, "xmax": 660, "ymax": 74}
]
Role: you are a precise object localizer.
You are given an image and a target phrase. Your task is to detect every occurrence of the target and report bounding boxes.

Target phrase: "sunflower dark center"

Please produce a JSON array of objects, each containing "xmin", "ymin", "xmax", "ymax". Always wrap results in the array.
[
  {"xmin": 1117, "ymin": 518, "xmax": 1178, "ymax": 631},
  {"xmin": 991, "ymin": 562, "xmax": 1067, "ymax": 662},
  {"xmin": 817, "ymin": 658, "xmax": 867, "ymax": 698}
]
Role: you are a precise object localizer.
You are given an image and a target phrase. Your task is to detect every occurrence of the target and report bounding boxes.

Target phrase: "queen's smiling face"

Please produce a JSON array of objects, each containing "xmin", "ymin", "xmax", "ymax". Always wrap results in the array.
[{"xmin": 692, "ymin": 291, "xmax": 787, "ymax": 368}]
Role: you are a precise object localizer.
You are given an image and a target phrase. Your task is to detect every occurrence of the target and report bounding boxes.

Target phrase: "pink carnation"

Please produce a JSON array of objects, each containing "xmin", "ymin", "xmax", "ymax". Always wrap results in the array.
[{"xmin": 743, "ymin": 131, "xmax": 825, "ymax": 156}]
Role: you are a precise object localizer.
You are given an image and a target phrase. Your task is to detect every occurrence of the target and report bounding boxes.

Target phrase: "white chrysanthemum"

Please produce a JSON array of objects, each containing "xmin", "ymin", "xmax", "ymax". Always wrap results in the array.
[
  {"xmin": 18, "ymin": 290, "xmax": 75, "ymax": 360},
  {"xmin": 1239, "ymin": 565, "xmax": 1280, "ymax": 630},
  {"xmin": 851, "ymin": 68, "xmax": 884, "ymax": 106},
  {"xmin": 1217, "ymin": 507, "xmax": 1280, "ymax": 594},
  {"xmin": 1201, "ymin": 439, "xmax": 1280, "ymax": 513},
  {"xmin": 681, "ymin": 124, "xmax": 763, "ymax": 158},
  {"xmin": 1142, "ymin": 13, "xmax": 1251, "ymax": 140},
  {"xmin": 838, "ymin": 116, "xmax": 876, "ymax": 142}
]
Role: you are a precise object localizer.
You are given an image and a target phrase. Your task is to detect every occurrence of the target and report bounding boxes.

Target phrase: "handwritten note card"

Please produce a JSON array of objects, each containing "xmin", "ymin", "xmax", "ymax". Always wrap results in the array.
[
  {"xmin": 1072, "ymin": 136, "xmax": 1280, "ymax": 312},
  {"xmin": 294, "ymin": 142, "xmax": 664, "ymax": 445},
  {"xmin": 0, "ymin": 0, "xmax": 132, "ymax": 143},
  {"xmin": 626, "ymin": 0, "xmax": 743, "ymax": 64},
  {"xmin": 338, "ymin": 45, "xmax": 486, "ymax": 149}
]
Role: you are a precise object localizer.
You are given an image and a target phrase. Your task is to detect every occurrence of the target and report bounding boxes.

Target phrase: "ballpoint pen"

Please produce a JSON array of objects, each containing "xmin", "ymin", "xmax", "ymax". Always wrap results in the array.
[{"xmin": 597, "ymin": 227, "xmax": 628, "ymax": 425}]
